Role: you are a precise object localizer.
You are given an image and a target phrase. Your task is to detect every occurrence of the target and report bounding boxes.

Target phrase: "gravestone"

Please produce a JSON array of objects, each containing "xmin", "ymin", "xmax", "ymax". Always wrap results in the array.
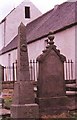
[
  {"xmin": 37, "ymin": 35, "xmax": 68, "ymax": 116},
  {"xmin": 11, "ymin": 23, "xmax": 39, "ymax": 119},
  {"xmin": 0, "ymin": 65, "xmax": 4, "ymax": 82}
]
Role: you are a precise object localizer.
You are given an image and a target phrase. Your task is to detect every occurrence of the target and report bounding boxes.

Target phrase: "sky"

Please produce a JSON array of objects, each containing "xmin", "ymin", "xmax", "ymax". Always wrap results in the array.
[{"xmin": 0, "ymin": 0, "xmax": 74, "ymax": 21}]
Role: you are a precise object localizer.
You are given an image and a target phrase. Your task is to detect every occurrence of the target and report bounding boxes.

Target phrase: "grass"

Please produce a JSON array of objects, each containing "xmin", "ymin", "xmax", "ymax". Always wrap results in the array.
[
  {"xmin": 4, "ymin": 97, "xmax": 12, "ymax": 109},
  {"xmin": 2, "ymin": 89, "xmax": 13, "ymax": 109},
  {"xmin": 41, "ymin": 111, "xmax": 77, "ymax": 119}
]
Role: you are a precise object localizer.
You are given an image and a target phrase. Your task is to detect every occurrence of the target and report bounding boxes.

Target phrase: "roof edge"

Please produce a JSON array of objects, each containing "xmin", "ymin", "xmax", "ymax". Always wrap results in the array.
[
  {"xmin": 0, "ymin": 22, "xmax": 76, "ymax": 55},
  {"xmin": 28, "ymin": 22, "xmax": 77, "ymax": 44}
]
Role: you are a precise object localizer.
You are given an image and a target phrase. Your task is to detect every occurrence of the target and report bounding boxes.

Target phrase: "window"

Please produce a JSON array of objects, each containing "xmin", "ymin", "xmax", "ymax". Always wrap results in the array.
[{"xmin": 25, "ymin": 6, "xmax": 30, "ymax": 18}]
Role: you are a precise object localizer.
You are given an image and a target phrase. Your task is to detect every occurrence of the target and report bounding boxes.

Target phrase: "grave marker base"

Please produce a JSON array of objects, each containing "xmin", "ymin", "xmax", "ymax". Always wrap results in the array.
[
  {"xmin": 37, "ymin": 96, "xmax": 68, "ymax": 116},
  {"xmin": 11, "ymin": 81, "xmax": 39, "ymax": 119},
  {"xmin": 11, "ymin": 104, "xmax": 39, "ymax": 119}
]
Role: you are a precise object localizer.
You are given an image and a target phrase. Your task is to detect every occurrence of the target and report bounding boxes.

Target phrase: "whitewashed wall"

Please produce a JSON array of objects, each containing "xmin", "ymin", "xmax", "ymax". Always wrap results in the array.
[
  {"xmin": 5, "ymin": 1, "xmax": 42, "ymax": 47},
  {"xmin": 28, "ymin": 26, "xmax": 76, "ymax": 79},
  {"xmin": 0, "ymin": 22, "xmax": 4, "ymax": 50},
  {"xmin": 54, "ymin": 26, "xmax": 75, "ymax": 80},
  {"xmin": 28, "ymin": 38, "xmax": 46, "ymax": 60},
  {"xmin": 0, "ymin": 1, "xmax": 42, "ymax": 50},
  {"xmin": 0, "ymin": 38, "xmax": 45, "ymax": 67},
  {"xmin": 0, "ymin": 50, "xmax": 17, "ymax": 67},
  {"xmin": 54, "ymin": 27, "xmax": 75, "ymax": 61},
  {"xmin": 75, "ymin": 25, "xmax": 77, "ymax": 80},
  {"xmin": 0, "ymin": 26, "xmax": 76, "ymax": 80}
]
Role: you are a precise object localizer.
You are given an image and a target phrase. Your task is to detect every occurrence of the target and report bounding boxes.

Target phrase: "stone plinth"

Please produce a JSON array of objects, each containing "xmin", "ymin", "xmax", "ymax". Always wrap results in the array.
[
  {"xmin": 11, "ymin": 81, "xmax": 39, "ymax": 119},
  {"xmin": 11, "ymin": 104, "xmax": 39, "ymax": 119},
  {"xmin": 37, "ymin": 35, "xmax": 68, "ymax": 116},
  {"xmin": 37, "ymin": 96, "xmax": 68, "ymax": 116}
]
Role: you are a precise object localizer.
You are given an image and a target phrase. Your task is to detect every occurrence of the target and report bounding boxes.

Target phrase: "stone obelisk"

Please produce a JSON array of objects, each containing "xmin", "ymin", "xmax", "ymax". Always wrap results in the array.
[{"xmin": 11, "ymin": 23, "xmax": 39, "ymax": 119}]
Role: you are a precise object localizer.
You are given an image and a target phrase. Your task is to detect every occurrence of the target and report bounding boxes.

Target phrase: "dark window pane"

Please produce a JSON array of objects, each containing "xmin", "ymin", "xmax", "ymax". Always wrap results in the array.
[{"xmin": 25, "ymin": 6, "xmax": 30, "ymax": 18}]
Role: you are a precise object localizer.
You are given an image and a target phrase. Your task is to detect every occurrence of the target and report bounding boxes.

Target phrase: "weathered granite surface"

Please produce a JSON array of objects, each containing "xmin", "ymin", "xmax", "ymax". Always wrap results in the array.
[
  {"xmin": 11, "ymin": 23, "xmax": 39, "ymax": 119},
  {"xmin": 17, "ymin": 22, "xmax": 30, "ymax": 82},
  {"xmin": 37, "ymin": 35, "xmax": 68, "ymax": 116}
]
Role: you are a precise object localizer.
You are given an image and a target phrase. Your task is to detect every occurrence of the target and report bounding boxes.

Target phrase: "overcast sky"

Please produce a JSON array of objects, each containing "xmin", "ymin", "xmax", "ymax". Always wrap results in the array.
[{"xmin": 0, "ymin": 0, "xmax": 72, "ymax": 21}]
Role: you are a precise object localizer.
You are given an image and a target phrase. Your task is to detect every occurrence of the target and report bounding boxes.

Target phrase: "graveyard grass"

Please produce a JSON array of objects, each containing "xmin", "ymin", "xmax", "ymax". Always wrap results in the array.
[
  {"xmin": 41, "ymin": 111, "xmax": 77, "ymax": 119},
  {"xmin": 3, "ymin": 89, "xmax": 13, "ymax": 109}
]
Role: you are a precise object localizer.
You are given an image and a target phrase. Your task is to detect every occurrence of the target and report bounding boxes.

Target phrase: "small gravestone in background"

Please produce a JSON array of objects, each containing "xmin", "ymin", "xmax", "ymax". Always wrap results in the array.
[
  {"xmin": 11, "ymin": 23, "xmax": 39, "ymax": 119},
  {"xmin": 0, "ymin": 65, "xmax": 4, "ymax": 82},
  {"xmin": 37, "ymin": 35, "xmax": 68, "ymax": 117},
  {"xmin": 0, "ymin": 65, "xmax": 4, "ymax": 98}
]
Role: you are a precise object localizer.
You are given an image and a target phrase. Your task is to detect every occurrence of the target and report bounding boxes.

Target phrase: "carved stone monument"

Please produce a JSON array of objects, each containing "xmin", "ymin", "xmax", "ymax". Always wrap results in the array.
[
  {"xmin": 37, "ymin": 35, "xmax": 68, "ymax": 117},
  {"xmin": 11, "ymin": 23, "xmax": 39, "ymax": 119}
]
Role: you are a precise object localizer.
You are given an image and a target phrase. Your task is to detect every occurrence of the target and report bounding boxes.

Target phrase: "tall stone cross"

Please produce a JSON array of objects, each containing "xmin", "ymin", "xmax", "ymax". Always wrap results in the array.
[{"xmin": 17, "ymin": 22, "xmax": 30, "ymax": 81}]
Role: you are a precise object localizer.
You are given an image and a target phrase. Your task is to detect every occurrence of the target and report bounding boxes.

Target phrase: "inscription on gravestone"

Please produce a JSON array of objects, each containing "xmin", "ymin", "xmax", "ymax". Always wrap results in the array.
[{"xmin": 17, "ymin": 23, "xmax": 30, "ymax": 81}]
